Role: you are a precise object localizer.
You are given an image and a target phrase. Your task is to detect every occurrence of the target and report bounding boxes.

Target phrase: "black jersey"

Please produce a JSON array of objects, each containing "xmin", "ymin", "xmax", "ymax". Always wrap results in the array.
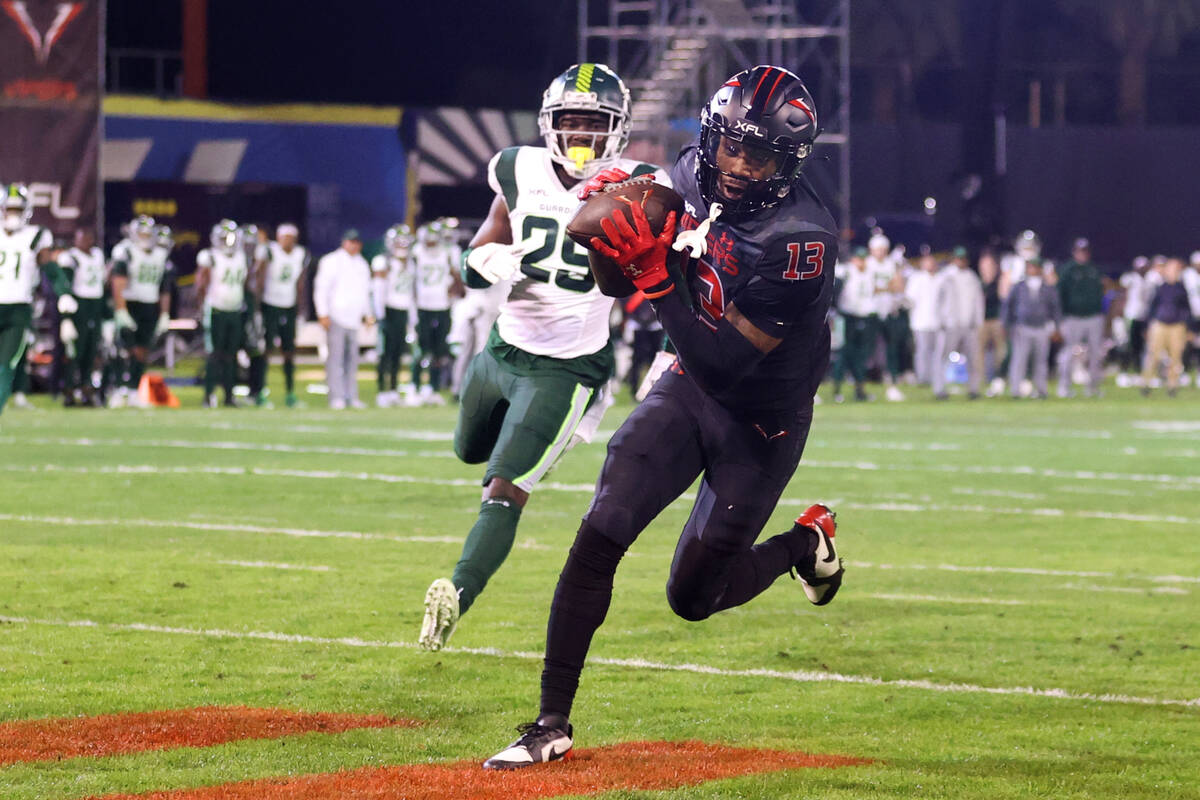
[{"xmin": 668, "ymin": 144, "xmax": 838, "ymax": 414}]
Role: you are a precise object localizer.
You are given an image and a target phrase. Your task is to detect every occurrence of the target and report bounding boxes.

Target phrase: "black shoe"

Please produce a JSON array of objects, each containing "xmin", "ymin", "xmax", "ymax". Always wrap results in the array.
[{"xmin": 483, "ymin": 714, "xmax": 573, "ymax": 770}]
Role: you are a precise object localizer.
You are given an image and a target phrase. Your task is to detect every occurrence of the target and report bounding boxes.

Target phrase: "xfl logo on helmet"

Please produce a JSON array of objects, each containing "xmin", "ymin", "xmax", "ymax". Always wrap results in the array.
[{"xmin": 732, "ymin": 119, "xmax": 764, "ymax": 136}]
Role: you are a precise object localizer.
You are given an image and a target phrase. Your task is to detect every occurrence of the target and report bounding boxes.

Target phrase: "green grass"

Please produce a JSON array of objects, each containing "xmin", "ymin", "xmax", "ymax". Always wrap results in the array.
[{"xmin": 2, "ymin": 374, "xmax": 1199, "ymax": 799}]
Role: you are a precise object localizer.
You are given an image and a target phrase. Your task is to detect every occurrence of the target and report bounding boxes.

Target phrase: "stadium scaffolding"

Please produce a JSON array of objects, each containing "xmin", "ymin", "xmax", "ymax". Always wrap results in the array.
[{"xmin": 578, "ymin": 0, "xmax": 850, "ymax": 228}]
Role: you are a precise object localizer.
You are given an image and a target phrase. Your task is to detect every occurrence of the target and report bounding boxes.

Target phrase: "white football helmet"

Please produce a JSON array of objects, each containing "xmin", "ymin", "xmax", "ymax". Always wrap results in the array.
[{"xmin": 2, "ymin": 183, "xmax": 32, "ymax": 233}]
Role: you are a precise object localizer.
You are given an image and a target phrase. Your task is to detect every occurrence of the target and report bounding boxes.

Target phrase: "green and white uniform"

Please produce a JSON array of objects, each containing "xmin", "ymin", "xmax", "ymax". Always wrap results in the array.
[
  {"xmin": 58, "ymin": 245, "xmax": 107, "ymax": 391},
  {"xmin": 447, "ymin": 145, "xmax": 667, "ymax": 620},
  {"xmin": 257, "ymin": 241, "xmax": 308, "ymax": 351},
  {"xmin": 457, "ymin": 146, "xmax": 668, "ymax": 491},
  {"xmin": 373, "ymin": 252, "xmax": 414, "ymax": 392},
  {"xmin": 198, "ymin": 246, "xmax": 248, "ymax": 347},
  {"xmin": 112, "ymin": 240, "xmax": 172, "ymax": 349},
  {"xmin": 0, "ymin": 225, "xmax": 55, "ymax": 412},
  {"xmin": 198, "ymin": 246, "xmax": 248, "ymax": 403}
]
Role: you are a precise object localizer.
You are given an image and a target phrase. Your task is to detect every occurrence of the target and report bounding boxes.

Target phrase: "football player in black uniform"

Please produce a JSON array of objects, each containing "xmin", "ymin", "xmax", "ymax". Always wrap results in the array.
[{"xmin": 483, "ymin": 65, "xmax": 845, "ymax": 770}]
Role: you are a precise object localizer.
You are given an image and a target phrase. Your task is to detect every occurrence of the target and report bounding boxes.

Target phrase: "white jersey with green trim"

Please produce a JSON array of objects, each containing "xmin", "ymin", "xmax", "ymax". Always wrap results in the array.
[
  {"xmin": 257, "ymin": 241, "xmax": 308, "ymax": 308},
  {"xmin": 488, "ymin": 145, "xmax": 670, "ymax": 359},
  {"xmin": 411, "ymin": 242, "xmax": 454, "ymax": 311},
  {"xmin": 61, "ymin": 246, "xmax": 106, "ymax": 300},
  {"xmin": 0, "ymin": 224, "xmax": 53, "ymax": 305},
  {"xmin": 197, "ymin": 247, "xmax": 248, "ymax": 312},
  {"xmin": 113, "ymin": 239, "xmax": 171, "ymax": 304},
  {"xmin": 372, "ymin": 253, "xmax": 414, "ymax": 311}
]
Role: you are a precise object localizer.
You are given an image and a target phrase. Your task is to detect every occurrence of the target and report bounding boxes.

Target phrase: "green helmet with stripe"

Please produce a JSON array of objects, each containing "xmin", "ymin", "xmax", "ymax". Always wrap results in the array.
[
  {"xmin": 2, "ymin": 182, "xmax": 33, "ymax": 233},
  {"xmin": 538, "ymin": 63, "xmax": 632, "ymax": 180}
]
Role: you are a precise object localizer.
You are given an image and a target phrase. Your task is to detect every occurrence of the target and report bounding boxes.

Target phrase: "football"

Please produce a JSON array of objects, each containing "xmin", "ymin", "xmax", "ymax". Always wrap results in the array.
[{"xmin": 566, "ymin": 177, "xmax": 685, "ymax": 297}]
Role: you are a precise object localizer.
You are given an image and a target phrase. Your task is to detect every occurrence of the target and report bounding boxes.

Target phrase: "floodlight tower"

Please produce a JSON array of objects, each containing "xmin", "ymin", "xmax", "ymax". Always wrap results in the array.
[{"xmin": 578, "ymin": 0, "xmax": 851, "ymax": 229}]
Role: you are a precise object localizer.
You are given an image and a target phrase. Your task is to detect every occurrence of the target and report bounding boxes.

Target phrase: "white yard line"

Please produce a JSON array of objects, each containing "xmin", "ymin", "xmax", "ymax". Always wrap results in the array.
[
  {"xmin": 2, "ymin": 614, "xmax": 1195, "ymax": 709},
  {"xmin": 7, "ymin": 464, "xmax": 1199, "ymax": 527},
  {"xmin": 1058, "ymin": 583, "xmax": 1188, "ymax": 596},
  {"xmin": 0, "ymin": 512, "xmax": 465, "ymax": 545},
  {"xmin": 867, "ymin": 593, "xmax": 1028, "ymax": 605},
  {"xmin": 217, "ymin": 560, "xmax": 332, "ymax": 572},
  {"xmin": 850, "ymin": 560, "xmax": 1115, "ymax": 578},
  {"xmin": 0, "ymin": 435, "xmax": 453, "ymax": 459}
]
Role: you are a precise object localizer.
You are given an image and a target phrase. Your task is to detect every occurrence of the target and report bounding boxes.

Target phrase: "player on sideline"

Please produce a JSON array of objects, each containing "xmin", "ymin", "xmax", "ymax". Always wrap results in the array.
[
  {"xmin": 482, "ymin": 65, "xmax": 844, "ymax": 769},
  {"xmin": 417, "ymin": 63, "xmax": 669, "ymax": 651},
  {"xmin": 110, "ymin": 215, "xmax": 173, "ymax": 407},
  {"xmin": 0, "ymin": 183, "xmax": 70, "ymax": 417},
  {"xmin": 196, "ymin": 220, "xmax": 251, "ymax": 407},
  {"xmin": 409, "ymin": 220, "xmax": 463, "ymax": 405},
  {"xmin": 372, "ymin": 223, "xmax": 415, "ymax": 408},
  {"xmin": 57, "ymin": 228, "xmax": 107, "ymax": 405},
  {"xmin": 256, "ymin": 223, "xmax": 309, "ymax": 407}
]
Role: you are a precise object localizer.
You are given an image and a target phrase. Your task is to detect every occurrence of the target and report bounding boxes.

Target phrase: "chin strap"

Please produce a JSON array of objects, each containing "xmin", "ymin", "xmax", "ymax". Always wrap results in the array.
[{"xmin": 671, "ymin": 202, "xmax": 723, "ymax": 258}]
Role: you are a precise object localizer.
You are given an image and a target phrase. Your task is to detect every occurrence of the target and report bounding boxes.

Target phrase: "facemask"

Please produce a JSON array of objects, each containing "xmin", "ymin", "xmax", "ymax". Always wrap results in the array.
[
  {"xmin": 1026, "ymin": 277, "xmax": 1042, "ymax": 291},
  {"xmin": 4, "ymin": 212, "xmax": 23, "ymax": 232}
]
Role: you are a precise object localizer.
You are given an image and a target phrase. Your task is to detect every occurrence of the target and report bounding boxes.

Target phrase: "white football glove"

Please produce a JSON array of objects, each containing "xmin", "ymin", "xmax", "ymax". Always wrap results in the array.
[
  {"xmin": 60, "ymin": 318, "xmax": 78, "ymax": 344},
  {"xmin": 636, "ymin": 350, "xmax": 678, "ymax": 402},
  {"xmin": 466, "ymin": 241, "xmax": 530, "ymax": 284},
  {"xmin": 115, "ymin": 308, "xmax": 136, "ymax": 331},
  {"xmin": 672, "ymin": 202, "xmax": 724, "ymax": 259},
  {"xmin": 57, "ymin": 294, "xmax": 78, "ymax": 315},
  {"xmin": 154, "ymin": 312, "xmax": 170, "ymax": 338}
]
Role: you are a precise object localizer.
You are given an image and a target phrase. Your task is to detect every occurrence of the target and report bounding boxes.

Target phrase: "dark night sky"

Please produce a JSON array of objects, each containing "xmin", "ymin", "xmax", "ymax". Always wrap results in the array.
[
  {"xmin": 108, "ymin": 0, "xmax": 578, "ymax": 110},
  {"xmin": 106, "ymin": 1, "xmax": 1200, "ymax": 124}
]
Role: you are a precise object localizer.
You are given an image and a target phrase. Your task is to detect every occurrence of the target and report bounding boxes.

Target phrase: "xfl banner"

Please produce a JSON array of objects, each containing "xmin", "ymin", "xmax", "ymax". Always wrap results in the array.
[{"xmin": 0, "ymin": 0, "xmax": 100, "ymax": 236}]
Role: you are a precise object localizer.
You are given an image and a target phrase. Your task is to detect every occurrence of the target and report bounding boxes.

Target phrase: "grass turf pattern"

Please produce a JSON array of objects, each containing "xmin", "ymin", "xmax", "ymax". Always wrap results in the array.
[{"xmin": 1, "ymin": 377, "xmax": 1198, "ymax": 798}]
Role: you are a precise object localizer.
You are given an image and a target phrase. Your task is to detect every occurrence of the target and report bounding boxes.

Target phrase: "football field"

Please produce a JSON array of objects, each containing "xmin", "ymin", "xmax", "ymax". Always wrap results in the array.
[{"xmin": 2, "ymin": 380, "xmax": 1199, "ymax": 799}]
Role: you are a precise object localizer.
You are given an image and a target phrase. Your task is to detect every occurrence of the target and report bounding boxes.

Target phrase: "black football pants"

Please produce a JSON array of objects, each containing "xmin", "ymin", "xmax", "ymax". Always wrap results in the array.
[{"xmin": 539, "ymin": 369, "xmax": 818, "ymax": 720}]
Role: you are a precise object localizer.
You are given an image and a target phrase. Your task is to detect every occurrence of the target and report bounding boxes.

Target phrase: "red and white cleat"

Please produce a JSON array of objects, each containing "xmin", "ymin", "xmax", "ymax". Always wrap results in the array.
[{"xmin": 791, "ymin": 503, "xmax": 843, "ymax": 606}]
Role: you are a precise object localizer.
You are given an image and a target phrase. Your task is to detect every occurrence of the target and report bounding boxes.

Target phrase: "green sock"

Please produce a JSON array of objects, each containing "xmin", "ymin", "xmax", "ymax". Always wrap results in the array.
[
  {"xmin": 204, "ymin": 355, "xmax": 218, "ymax": 398},
  {"xmin": 0, "ymin": 364, "xmax": 12, "ymax": 414},
  {"xmin": 283, "ymin": 358, "xmax": 295, "ymax": 393},
  {"xmin": 128, "ymin": 359, "xmax": 145, "ymax": 390},
  {"xmin": 452, "ymin": 498, "xmax": 523, "ymax": 615}
]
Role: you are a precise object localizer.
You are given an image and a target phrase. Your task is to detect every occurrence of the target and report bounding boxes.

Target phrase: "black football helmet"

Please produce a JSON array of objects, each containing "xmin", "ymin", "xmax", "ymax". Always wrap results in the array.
[{"xmin": 696, "ymin": 65, "xmax": 819, "ymax": 214}]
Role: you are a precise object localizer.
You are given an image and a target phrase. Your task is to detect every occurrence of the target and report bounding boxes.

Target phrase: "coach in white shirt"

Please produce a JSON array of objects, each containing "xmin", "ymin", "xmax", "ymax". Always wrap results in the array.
[{"xmin": 314, "ymin": 230, "xmax": 374, "ymax": 409}]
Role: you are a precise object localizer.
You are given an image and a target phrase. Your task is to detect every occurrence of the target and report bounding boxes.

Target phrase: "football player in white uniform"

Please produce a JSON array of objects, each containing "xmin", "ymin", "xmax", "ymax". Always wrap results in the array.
[
  {"xmin": 0, "ymin": 183, "xmax": 69, "ymax": 416},
  {"xmin": 372, "ymin": 222, "xmax": 415, "ymax": 407},
  {"xmin": 865, "ymin": 231, "xmax": 908, "ymax": 401},
  {"xmin": 110, "ymin": 215, "xmax": 173, "ymax": 407},
  {"xmin": 410, "ymin": 220, "xmax": 463, "ymax": 404},
  {"xmin": 57, "ymin": 228, "xmax": 107, "ymax": 405},
  {"xmin": 418, "ymin": 63, "xmax": 668, "ymax": 651},
  {"xmin": 196, "ymin": 220, "xmax": 251, "ymax": 407},
  {"xmin": 255, "ymin": 222, "xmax": 309, "ymax": 407}
]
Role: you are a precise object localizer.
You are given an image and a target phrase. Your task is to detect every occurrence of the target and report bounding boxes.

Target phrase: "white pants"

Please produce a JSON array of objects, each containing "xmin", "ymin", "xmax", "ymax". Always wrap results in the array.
[
  {"xmin": 325, "ymin": 322, "xmax": 360, "ymax": 405},
  {"xmin": 1057, "ymin": 314, "xmax": 1105, "ymax": 394}
]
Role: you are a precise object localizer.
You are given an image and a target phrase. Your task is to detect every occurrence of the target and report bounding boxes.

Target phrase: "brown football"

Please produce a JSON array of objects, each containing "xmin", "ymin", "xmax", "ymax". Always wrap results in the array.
[{"xmin": 566, "ymin": 177, "xmax": 685, "ymax": 297}]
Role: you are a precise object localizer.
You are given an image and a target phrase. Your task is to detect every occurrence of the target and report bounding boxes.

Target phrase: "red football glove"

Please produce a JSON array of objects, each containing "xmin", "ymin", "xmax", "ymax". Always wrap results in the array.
[
  {"xmin": 576, "ymin": 167, "xmax": 631, "ymax": 200},
  {"xmin": 590, "ymin": 201, "xmax": 678, "ymax": 296}
]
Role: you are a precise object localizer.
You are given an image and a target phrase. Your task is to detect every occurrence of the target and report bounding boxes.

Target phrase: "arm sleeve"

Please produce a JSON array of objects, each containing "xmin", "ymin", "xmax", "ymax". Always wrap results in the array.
[
  {"xmin": 651, "ymin": 290, "xmax": 768, "ymax": 394},
  {"xmin": 651, "ymin": 231, "xmax": 834, "ymax": 394}
]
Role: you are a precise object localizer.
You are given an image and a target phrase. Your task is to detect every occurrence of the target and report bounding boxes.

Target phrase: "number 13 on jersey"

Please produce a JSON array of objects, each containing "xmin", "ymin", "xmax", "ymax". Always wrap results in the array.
[{"xmin": 783, "ymin": 241, "xmax": 824, "ymax": 281}]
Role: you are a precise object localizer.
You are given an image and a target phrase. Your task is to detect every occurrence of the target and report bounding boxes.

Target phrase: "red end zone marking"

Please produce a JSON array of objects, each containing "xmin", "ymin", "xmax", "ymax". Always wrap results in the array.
[
  {"xmin": 88, "ymin": 740, "xmax": 871, "ymax": 800},
  {"xmin": 0, "ymin": 706, "xmax": 419, "ymax": 766}
]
